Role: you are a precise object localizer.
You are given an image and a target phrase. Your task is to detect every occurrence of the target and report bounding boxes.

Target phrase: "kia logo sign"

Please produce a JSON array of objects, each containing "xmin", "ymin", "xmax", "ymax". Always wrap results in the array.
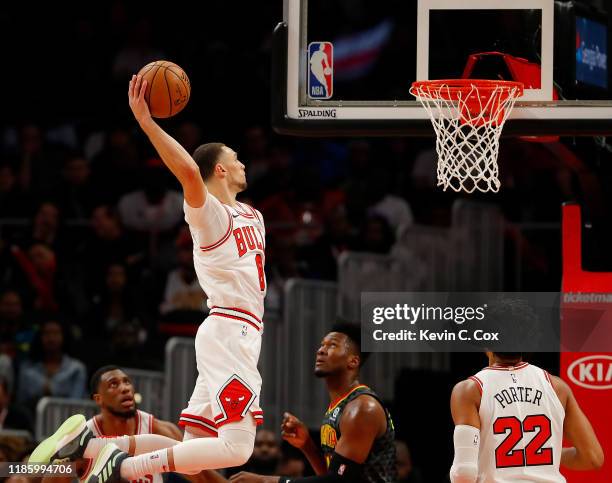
[{"xmin": 567, "ymin": 355, "xmax": 612, "ymax": 390}]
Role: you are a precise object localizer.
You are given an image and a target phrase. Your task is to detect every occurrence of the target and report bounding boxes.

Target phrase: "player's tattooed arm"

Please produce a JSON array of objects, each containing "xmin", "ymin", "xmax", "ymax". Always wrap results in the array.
[
  {"xmin": 281, "ymin": 412, "xmax": 327, "ymax": 476},
  {"xmin": 334, "ymin": 395, "xmax": 386, "ymax": 464},
  {"xmin": 128, "ymin": 74, "xmax": 206, "ymax": 208},
  {"xmin": 550, "ymin": 375, "xmax": 604, "ymax": 471}
]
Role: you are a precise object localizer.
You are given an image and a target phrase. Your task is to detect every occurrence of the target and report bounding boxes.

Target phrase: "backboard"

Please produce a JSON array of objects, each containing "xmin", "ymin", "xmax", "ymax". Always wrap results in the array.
[{"xmin": 273, "ymin": 0, "xmax": 612, "ymax": 136}]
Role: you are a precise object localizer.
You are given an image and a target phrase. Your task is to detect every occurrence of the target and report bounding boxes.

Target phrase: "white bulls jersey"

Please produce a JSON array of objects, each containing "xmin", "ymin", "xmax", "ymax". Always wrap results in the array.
[
  {"xmin": 184, "ymin": 194, "xmax": 266, "ymax": 322},
  {"xmin": 470, "ymin": 362, "xmax": 566, "ymax": 483},
  {"xmin": 82, "ymin": 410, "xmax": 160, "ymax": 483}
]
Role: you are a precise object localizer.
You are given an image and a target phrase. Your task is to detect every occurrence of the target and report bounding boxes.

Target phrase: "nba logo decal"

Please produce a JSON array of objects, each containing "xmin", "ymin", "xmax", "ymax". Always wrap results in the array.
[{"xmin": 308, "ymin": 42, "xmax": 333, "ymax": 99}]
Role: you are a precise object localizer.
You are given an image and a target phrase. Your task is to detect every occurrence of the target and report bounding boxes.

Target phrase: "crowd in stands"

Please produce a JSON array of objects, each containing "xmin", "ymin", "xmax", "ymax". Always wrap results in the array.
[
  {"xmin": 1, "ymin": 2, "xmax": 611, "ymax": 480},
  {"xmin": 0, "ymin": 120, "xmax": 601, "ymax": 432}
]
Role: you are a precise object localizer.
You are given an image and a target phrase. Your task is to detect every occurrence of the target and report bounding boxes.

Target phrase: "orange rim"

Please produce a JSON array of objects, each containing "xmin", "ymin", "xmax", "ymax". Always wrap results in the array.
[{"xmin": 410, "ymin": 79, "xmax": 524, "ymax": 100}]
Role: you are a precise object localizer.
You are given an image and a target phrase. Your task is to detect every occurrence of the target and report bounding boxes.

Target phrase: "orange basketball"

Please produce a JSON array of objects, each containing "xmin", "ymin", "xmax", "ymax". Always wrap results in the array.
[{"xmin": 137, "ymin": 61, "xmax": 191, "ymax": 118}]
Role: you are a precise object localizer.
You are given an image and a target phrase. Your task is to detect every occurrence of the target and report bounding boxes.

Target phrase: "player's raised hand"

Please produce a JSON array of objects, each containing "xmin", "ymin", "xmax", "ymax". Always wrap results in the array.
[
  {"xmin": 128, "ymin": 74, "xmax": 151, "ymax": 124},
  {"xmin": 281, "ymin": 412, "xmax": 310, "ymax": 449}
]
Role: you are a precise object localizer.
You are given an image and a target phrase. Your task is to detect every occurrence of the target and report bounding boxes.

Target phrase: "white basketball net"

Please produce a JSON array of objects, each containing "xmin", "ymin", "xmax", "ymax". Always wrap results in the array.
[{"xmin": 410, "ymin": 81, "xmax": 523, "ymax": 193}]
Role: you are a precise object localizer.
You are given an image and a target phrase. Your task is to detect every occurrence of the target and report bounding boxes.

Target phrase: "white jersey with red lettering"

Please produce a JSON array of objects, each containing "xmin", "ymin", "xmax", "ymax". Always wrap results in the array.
[
  {"xmin": 179, "ymin": 194, "xmax": 266, "ymax": 431},
  {"xmin": 185, "ymin": 194, "xmax": 266, "ymax": 323},
  {"xmin": 470, "ymin": 362, "xmax": 566, "ymax": 483},
  {"xmin": 81, "ymin": 410, "xmax": 160, "ymax": 483}
]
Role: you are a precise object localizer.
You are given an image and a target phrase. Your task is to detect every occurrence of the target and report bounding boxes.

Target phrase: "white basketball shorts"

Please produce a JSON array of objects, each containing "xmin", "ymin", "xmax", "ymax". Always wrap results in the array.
[{"xmin": 178, "ymin": 307, "xmax": 264, "ymax": 435}]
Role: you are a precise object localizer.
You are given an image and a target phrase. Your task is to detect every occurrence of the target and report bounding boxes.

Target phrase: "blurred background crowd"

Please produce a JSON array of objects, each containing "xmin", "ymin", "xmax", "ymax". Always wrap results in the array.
[{"xmin": 1, "ymin": 1, "xmax": 612, "ymax": 480}]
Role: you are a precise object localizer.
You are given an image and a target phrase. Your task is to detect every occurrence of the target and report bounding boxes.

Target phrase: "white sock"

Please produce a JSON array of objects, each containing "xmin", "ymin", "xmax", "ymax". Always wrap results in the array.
[
  {"xmin": 84, "ymin": 434, "xmax": 179, "ymax": 459},
  {"xmin": 121, "ymin": 448, "xmax": 170, "ymax": 480}
]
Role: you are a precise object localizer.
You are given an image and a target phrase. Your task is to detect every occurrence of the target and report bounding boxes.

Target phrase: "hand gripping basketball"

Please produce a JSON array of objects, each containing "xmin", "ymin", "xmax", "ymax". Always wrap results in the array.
[{"xmin": 128, "ymin": 75, "xmax": 151, "ymax": 125}]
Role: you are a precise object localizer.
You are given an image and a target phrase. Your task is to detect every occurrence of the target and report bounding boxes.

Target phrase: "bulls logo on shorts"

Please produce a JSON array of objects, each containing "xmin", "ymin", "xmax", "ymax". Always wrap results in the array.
[{"xmin": 215, "ymin": 374, "xmax": 257, "ymax": 426}]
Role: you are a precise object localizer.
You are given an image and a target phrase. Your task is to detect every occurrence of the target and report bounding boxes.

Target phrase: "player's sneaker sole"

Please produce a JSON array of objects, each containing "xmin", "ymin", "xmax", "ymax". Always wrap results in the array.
[
  {"xmin": 84, "ymin": 443, "xmax": 128, "ymax": 483},
  {"xmin": 29, "ymin": 414, "xmax": 91, "ymax": 463}
]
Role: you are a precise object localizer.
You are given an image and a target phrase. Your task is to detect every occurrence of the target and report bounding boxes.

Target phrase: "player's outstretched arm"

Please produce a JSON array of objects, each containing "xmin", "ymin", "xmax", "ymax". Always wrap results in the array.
[
  {"xmin": 229, "ymin": 399, "xmax": 386, "ymax": 483},
  {"xmin": 128, "ymin": 74, "xmax": 205, "ymax": 207},
  {"xmin": 551, "ymin": 376, "xmax": 604, "ymax": 471},
  {"xmin": 281, "ymin": 412, "xmax": 327, "ymax": 476},
  {"xmin": 449, "ymin": 380, "xmax": 481, "ymax": 483}
]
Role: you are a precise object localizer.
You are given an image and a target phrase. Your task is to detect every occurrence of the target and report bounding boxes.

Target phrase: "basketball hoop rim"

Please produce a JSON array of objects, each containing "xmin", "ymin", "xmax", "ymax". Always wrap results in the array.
[{"xmin": 410, "ymin": 79, "xmax": 524, "ymax": 100}]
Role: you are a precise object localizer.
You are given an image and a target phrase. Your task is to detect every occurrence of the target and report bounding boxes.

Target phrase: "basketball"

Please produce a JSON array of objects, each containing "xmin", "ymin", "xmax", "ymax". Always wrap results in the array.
[{"xmin": 137, "ymin": 61, "xmax": 191, "ymax": 118}]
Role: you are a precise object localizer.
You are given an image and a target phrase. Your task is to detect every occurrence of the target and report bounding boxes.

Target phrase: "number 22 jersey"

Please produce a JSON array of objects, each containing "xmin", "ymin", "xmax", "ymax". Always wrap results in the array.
[{"xmin": 470, "ymin": 362, "xmax": 565, "ymax": 483}]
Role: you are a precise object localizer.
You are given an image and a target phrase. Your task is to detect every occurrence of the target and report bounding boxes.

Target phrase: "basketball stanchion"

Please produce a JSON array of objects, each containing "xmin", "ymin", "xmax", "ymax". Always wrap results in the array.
[{"xmin": 410, "ymin": 79, "xmax": 524, "ymax": 193}]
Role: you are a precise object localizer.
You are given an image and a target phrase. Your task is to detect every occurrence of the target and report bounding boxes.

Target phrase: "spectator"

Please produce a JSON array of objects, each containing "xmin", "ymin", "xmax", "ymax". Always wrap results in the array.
[
  {"xmin": 16, "ymin": 124, "xmax": 61, "ymax": 194},
  {"xmin": 91, "ymin": 126, "xmax": 141, "ymax": 198},
  {"xmin": 355, "ymin": 214, "xmax": 395, "ymax": 254},
  {"xmin": 117, "ymin": 163, "xmax": 183, "ymax": 233},
  {"xmin": 80, "ymin": 204, "xmax": 144, "ymax": 292},
  {"xmin": 301, "ymin": 205, "xmax": 357, "ymax": 280},
  {"xmin": 16, "ymin": 318, "xmax": 87, "ymax": 410},
  {"xmin": 159, "ymin": 227, "xmax": 206, "ymax": 315},
  {"xmin": 227, "ymin": 429, "xmax": 282, "ymax": 477},
  {"xmin": 103, "ymin": 320, "xmax": 160, "ymax": 371},
  {"xmin": 29, "ymin": 202, "xmax": 62, "ymax": 250},
  {"xmin": 0, "ymin": 355, "xmax": 13, "ymax": 394},
  {"xmin": 87, "ymin": 263, "xmax": 140, "ymax": 337},
  {"xmin": 396, "ymin": 440, "xmax": 425, "ymax": 483},
  {"xmin": 54, "ymin": 153, "xmax": 101, "ymax": 219},
  {"xmin": 10, "ymin": 244, "xmax": 60, "ymax": 312},
  {"xmin": 0, "ymin": 290, "xmax": 34, "ymax": 359},
  {"xmin": 368, "ymin": 172, "xmax": 414, "ymax": 236},
  {"xmin": 276, "ymin": 446, "xmax": 307, "ymax": 478},
  {"xmin": 0, "ymin": 161, "xmax": 31, "ymax": 218},
  {"xmin": 0, "ymin": 375, "xmax": 32, "ymax": 433}
]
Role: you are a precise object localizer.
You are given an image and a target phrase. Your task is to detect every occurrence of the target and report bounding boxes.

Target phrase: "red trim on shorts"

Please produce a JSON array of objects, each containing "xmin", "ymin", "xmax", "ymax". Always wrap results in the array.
[
  {"xmin": 149, "ymin": 414, "xmax": 154, "ymax": 434},
  {"xmin": 213, "ymin": 412, "xmax": 264, "ymax": 427},
  {"xmin": 178, "ymin": 420, "xmax": 219, "ymax": 436},
  {"xmin": 179, "ymin": 413, "xmax": 218, "ymax": 434},
  {"xmin": 179, "ymin": 413, "xmax": 217, "ymax": 427},
  {"xmin": 211, "ymin": 306, "xmax": 262, "ymax": 324},
  {"xmin": 209, "ymin": 312, "xmax": 261, "ymax": 331},
  {"xmin": 469, "ymin": 376, "xmax": 483, "ymax": 395},
  {"xmin": 484, "ymin": 362, "xmax": 529, "ymax": 371},
  {"xmin": 199, "ymin": 207, "xmax": 233, "ymax": 251}
]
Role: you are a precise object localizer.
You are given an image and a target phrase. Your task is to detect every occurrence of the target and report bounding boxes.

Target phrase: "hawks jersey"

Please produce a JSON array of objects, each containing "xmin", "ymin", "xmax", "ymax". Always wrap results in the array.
[
  {"xmin": 470, "ymin": 362, "xmax": 566, "ymax": 483},
  {"xmin": 321, "ymin": 385, "xmax": 397, "ymax": 483},
  {"xmin": 82, "ymin": 410, "xmax": 160, "ymax": 483},
  {"xmin": 184, "ymin": 194, "xmax": 266, "ymax": 321}
]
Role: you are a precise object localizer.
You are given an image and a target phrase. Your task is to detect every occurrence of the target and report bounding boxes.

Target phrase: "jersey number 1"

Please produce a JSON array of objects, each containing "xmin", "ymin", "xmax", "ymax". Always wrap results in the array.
[
  {"xmin": 494, "ymin": 415, "xmax": 553, "ymax": 468},
  {"xmin": 255, "ymin": 254, "xmax": 265, "ymax": 291}
]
